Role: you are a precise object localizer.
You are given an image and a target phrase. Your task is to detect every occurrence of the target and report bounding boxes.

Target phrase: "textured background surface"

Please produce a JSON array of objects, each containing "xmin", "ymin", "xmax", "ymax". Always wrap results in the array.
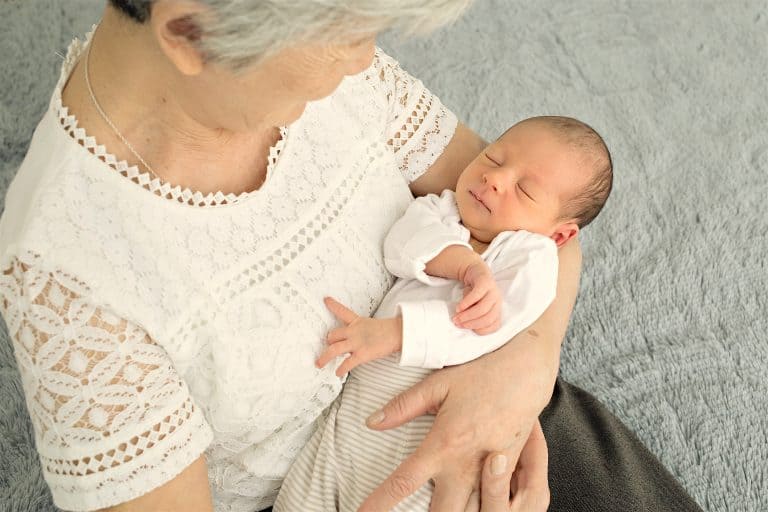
[{"xmin": 1, "ymin": 1, "xmax": 766, "ymax": 511}]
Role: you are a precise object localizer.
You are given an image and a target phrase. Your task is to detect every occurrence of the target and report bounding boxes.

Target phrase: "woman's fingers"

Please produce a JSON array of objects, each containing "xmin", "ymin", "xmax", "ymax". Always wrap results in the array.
[
  {"xmin": 479, "ymin": 451, "xmax": 516, "ymax": 511},
  {"xmin": 324, "ymin": 296, "xmax": 359, "ymax": 324},
  {"xmin": 476, "ymin": 420, "xmax": 549, "ymax": 512},
  {"xmin": 465, "ymin": 490, "xmax": 481, "ymax": 512},
  {"xmin": 508, "ymin": 420, "xmax": 549, "ymax": 512},
  {"xmin": 358, "ymin": 442, "xmax": 441, "ymax": 512},
  {"xmin": 364, "ymin": 373, "xmax": 446, "ymax": 430},
  {"xmin": 429, "ymin": 473, "xmax": 475, "ymax": 512}
]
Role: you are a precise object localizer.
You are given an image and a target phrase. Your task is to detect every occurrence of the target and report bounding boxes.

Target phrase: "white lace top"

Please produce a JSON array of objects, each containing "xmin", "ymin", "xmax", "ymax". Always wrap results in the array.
[{"xmin": 0, "ymin": 32, "xmax": 457, "ymax": 512}]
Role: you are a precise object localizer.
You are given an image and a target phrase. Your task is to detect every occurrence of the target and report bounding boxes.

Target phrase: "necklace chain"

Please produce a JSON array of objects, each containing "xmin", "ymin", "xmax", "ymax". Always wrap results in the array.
[
  {"xmin": 84, "ymin": 33, "xmax": 162, "ymax": 180},
  {"xmin": 83, "ymin": 29, "xmax": 284, "ymax": 197}
]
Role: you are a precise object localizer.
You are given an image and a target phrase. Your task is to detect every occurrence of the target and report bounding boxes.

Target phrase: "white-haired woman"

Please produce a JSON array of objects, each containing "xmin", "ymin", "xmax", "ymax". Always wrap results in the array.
[{"xmin": 0, "ymin": 1, "xmax": 703, "ymax": 511}]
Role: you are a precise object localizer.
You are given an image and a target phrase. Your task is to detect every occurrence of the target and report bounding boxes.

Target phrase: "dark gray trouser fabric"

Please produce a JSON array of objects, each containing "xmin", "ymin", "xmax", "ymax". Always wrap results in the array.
[
  {"xmin": 540, "ymin": 379, "xmax": 703, "ymax": 512},
  {"xmin": 261, "ymin": 379, "xmax": 703, "ymax": 512}
]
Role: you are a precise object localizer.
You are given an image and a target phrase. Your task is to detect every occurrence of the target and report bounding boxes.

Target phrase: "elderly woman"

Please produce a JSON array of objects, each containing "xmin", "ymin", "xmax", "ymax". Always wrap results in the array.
[{"xmin": 0, "ymin": 1, "xmax": 704, "ymax": 511}]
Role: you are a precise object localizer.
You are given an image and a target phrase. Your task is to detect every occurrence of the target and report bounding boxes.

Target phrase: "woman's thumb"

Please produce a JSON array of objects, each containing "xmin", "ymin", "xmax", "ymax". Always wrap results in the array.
[{"xmin": 365, "ymin": 376, "xmax": 445, "ymax": 430}]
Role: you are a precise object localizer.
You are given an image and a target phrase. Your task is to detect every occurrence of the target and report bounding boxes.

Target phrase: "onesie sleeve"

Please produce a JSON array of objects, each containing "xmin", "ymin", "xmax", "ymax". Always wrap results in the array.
[
  {"xmin": 383, "ymin": 190, "xmax": 471, "ymax": 286},
  {"xmin": 0, "ymin": 255, "xmax": 213, "ymax": 512},
  {"xmin": 398, "ymin": 231, "xmax": 559, "ymax": 369},
  {"xmin": 369, "ymin": 48, "xmax": 459, "ymax": 183}
]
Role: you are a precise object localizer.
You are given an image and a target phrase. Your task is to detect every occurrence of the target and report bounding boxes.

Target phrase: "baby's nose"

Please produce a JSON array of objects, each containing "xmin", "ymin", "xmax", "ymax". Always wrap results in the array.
[{"xmin": 483, "ymin": 172, "xmax": 502, "ymax": 193}]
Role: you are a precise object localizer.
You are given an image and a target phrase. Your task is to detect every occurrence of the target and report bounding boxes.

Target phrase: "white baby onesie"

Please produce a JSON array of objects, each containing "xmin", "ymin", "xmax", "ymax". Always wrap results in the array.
[{"xmin": 274, "ymin": 190, "xmax": 558, "ymax": 511}]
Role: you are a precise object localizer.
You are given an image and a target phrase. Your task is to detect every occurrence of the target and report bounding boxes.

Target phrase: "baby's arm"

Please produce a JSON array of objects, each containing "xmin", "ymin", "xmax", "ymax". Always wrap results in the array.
[
  {"xmin": 424, "ymin": 245, "xmax": 503, "ymax": 335},
  {"xmin": 315, "ymin": 297, "xmax": 403, "ymax": 377},
  {"xmin": 316, "ymin": 233, "xmax": 559, "ymax": 374},
  {"xmin": 384, "ymin": 191, "xmax": 473, "ymax": 285},
  {"xmin": 385, "ymin": 191, "xmax": 502, "ymax": 333},
  {"xmin": 399, "ymin": 232, "xmax": 559, "ymax": 369}
]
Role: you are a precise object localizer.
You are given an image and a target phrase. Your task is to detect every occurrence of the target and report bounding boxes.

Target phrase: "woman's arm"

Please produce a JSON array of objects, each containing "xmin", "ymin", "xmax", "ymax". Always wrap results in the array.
[
  {"xmin": 359, "ymin": 237, "xmax": 581, "ymax": 511},
  {"xmin": 1, "ymin": 258, "xmax": 215, "ymax": 512},
  {"xmin": 98, "ymin": 456, "xmax": 213, "ymax": 512},
  {"xmin": 357, "ymin": 121, "xmax": 580, "ymax": 510}
]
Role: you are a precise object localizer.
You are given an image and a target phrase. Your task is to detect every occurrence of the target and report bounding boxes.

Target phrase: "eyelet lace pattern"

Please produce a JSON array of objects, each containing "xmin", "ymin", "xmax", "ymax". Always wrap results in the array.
[
  {"xmin": 0, "ymin": 251, "xmax": 213, "ymax": 511},
  {"xmin": 0, "ymin": 32, "xmax": 457, "ymax": 512}
]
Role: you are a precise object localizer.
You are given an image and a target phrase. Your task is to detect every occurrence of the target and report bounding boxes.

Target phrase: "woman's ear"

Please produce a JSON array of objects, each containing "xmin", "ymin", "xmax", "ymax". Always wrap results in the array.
[
  {"xmin": 550, "ymin": 222, "xmax": 579, "ymax": 248},
  {"xmin": 150, "ymin": 1, "xmax": 208, "ymax": 76}
]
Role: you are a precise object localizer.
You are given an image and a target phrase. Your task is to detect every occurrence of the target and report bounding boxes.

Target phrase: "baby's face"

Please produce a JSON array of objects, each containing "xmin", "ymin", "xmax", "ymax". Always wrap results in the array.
[{"xmin": 456, "ymin": 120, "xmax": 587, "ymax": 243}]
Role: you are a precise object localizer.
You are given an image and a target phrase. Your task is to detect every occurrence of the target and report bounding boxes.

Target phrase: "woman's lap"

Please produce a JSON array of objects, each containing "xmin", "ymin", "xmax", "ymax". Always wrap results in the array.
[
  {"xmin": 262, "ymin": 378, "xmax": 702, "ymax": 511},
  {"xmin": 541, "ymin": 379, "xmax": 703, "ymax": 512}
]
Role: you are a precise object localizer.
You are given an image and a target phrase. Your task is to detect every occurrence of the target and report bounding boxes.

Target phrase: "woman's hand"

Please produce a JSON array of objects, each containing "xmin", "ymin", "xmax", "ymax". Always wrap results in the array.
[
  {"xmin": 358, "ymin": 236, "xmax": 581, "ymax": 511},
  {"xmin": 356, "ymin": 331, "xmax": 558, "ymax": 512},
  {"xmin": 465, "ymin": 420, "xmax": 549, "ymax": 511}
]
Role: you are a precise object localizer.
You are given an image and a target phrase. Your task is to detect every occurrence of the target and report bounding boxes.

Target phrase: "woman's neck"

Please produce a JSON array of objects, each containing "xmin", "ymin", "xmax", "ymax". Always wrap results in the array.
[{"xmin": 61, "ymin": 8, "xmax": 278, "ymax": 195}]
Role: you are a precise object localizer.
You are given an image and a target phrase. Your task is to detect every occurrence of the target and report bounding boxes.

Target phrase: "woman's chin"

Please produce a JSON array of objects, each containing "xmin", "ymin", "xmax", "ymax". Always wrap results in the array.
[{"xmin": 284, "ymin": 103, "xmax": 307, "ymax": 124}]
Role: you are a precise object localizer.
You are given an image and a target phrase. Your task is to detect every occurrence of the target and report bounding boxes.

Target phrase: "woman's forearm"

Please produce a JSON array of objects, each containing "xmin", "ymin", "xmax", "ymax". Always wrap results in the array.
[
  {"xmin": 495, "ymin": 237, "xmax": 582, "ymax": 394},
  {"xmin": 360, "ymin": 238, "xmax": 582, "ymax": 510}
]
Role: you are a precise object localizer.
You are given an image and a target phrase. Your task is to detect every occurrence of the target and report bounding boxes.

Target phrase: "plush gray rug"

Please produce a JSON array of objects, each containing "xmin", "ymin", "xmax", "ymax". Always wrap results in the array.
[{"xmin": 1, "ymin": 1, "xmax": 766, "ymax": 511}]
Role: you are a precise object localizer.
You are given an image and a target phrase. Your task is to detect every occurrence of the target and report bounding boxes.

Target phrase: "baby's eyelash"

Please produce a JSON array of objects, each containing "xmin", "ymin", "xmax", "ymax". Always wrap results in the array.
[{"xmin": 517, "ymin": 184, "xmax": 534, "ymax": 201}]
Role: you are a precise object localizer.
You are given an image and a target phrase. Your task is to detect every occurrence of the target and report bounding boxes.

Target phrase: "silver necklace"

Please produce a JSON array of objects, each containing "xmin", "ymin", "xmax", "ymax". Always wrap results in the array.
[{"xmin": 84, "ymin": 35, "xmax": 162, "ymax": 180}]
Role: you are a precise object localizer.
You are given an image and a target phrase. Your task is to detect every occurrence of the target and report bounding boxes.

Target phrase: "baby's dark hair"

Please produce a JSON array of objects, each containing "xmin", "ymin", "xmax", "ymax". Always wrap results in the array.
[
  {"xmin": 108, "ymin": 0, "xmax": 152, "ymax": 22},
  {"xmin": 511, "ymin": 116, "xmax": 613, "ymax": 229}
]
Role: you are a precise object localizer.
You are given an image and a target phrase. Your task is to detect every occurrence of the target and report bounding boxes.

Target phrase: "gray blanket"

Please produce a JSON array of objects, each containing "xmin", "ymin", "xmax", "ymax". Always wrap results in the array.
[{"xmin": 1, "ymin": 1, "xmax": 765, "ymax": 511}]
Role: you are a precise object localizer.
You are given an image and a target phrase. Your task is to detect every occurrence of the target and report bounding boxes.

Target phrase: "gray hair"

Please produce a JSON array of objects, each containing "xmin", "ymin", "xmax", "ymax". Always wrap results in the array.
[{"xmin": 108, "ymin": 0, "xmax": 472, "ymax": 70}]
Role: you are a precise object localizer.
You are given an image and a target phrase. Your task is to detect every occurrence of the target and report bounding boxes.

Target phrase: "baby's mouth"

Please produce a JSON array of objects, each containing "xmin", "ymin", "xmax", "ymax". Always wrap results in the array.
[{"xmin": 470, "ymin": 190, "xmax": 491, "ymax": 213}]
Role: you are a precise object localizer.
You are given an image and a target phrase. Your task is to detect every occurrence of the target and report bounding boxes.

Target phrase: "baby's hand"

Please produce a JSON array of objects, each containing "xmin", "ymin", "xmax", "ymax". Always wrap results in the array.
[
  {"xmin": 454, "ymin": 261, "xmax": 502, "ymax": 335},
  {"xmin": 316, "ymin": 297, "xmax": 403, "ymax": 377}
]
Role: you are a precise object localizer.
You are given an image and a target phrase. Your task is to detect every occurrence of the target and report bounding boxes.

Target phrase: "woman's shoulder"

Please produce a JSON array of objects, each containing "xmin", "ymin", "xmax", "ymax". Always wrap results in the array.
[
  {"xmin": 0, "ymin": 100, "xmax": 161, "ymax": 303},
  {"xmin": 0, "ymin": 107, "xmax": 86, "ymax": 253},
  {"xmin": 320, "ymin": 47, "xmax": 411, "ymax": 118},
  {"xmin": 345, "ymin": 47, "xmax": 410, "ymax": 106},
  {"xmin": 0, "ymin": 29, "xmax": 121, "ymax": 264}
]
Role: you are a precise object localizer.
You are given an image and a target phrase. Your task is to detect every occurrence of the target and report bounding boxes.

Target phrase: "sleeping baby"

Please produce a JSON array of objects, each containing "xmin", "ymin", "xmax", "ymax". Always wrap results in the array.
[{"xmin": 274, "ymin": 115, "xmax": 613, "ymax": 511}]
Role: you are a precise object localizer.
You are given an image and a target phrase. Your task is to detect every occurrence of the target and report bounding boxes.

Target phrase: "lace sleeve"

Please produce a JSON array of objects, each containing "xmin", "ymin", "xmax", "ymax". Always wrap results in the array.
[
  {"xmin": 0, "ymin": 253, "xmax": 213, "ymax": 512},
  {"xmin": 372, "ymin": 49, "xmax": 459, "ymax": 183}
]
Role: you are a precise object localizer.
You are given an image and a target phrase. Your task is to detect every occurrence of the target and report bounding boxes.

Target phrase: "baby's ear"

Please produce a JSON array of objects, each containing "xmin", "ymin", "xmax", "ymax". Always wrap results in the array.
[{"xmin": 550, "ymin": 223, "xmax": 579, "ymax": 248}]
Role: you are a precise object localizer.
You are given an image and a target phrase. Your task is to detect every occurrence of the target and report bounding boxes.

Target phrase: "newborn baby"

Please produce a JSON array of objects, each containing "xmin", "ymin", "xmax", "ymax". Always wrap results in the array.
[{"xmin": 275, "ymin": 115, "xmax": 613, "ymax": 511}]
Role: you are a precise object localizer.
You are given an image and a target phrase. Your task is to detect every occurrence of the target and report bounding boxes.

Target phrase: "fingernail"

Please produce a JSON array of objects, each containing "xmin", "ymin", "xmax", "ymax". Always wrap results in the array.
[
  {"xmin": 491, "ymin": 454, "xmax": 507, "ymax": 475},
  {"xmin": 367, "ymin": 409, "xmax": 385, "ymax": 425}
]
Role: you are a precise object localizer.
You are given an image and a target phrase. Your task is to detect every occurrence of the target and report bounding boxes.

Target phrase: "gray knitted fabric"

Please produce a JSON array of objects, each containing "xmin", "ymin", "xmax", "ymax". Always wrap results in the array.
[{"xmin": 1, "ymin": 1, "xmax": 765, "ymax": 511}]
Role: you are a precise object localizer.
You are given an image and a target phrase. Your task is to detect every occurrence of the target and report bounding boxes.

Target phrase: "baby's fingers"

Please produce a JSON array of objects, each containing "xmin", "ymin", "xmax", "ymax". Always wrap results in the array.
[
  {"xmin": 454, "ymin": 296, "xmax": 494, "ymax": 325},
  {"xmin": 326, "ymin": 327, "xmax": 347, "ymax": 344},
  {"xmin": 335, "ymin": 353, "xmax": 364, "ymax": 377},
  {"xmin": 324, "ymin": 296, "xmax": 359, "ymax": 324},
  {"xmin": 462, "ymin": 308, "xmax": 501, "ymax": 333},
  {"xmin": 316, "ymin": 340, "xmax": 352, "ymax": 368},
  {"xmin": 457, "ymin": 285, "xmax": 485, "ymax": 313},
  {"xmin": 472, "ymin": 318, "xmax": 501, "ymax": 335}
]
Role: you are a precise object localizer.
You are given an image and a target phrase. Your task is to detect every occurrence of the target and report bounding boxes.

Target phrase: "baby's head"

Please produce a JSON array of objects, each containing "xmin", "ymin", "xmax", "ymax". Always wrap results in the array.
[{"xmin": 455, "ymin": 116, "xmax": 612, "ymax": 247}]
